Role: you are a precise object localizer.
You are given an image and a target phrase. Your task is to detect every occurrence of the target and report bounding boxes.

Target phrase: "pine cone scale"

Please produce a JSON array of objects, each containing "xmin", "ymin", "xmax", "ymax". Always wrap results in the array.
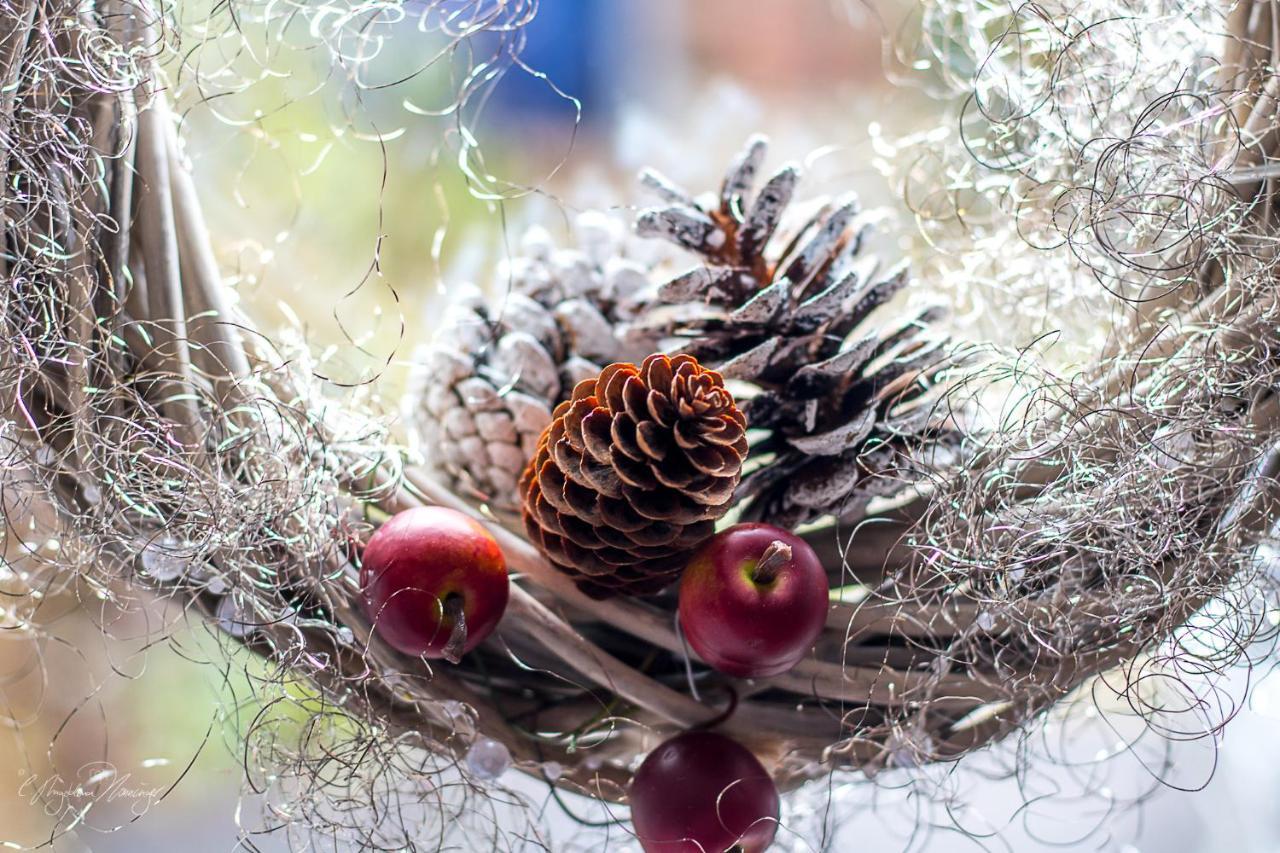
[
  {"xmin": 619, "ymin": 377, "xmax": 650, "ymax": 425},
  {"xmin": 719, "ymin": 338, "xmax": 781, "ymax": 379},
  {"xmin": 598, "ymin": 496, "xmax": 649, "ymax": 531},
  {"xmin": 659, "ymin": 266, "xmax": 737, "ymax": 302},
  {"xmin": 580, "ymin": 459, "xmax": 623, "ymax": 498},
  {"xmin": 687, "ymin": 475, "xmax": 737, "ymax": 506},
  {"xmin": 738, "ymin": 166, "xmax": 798, "ymax": 262},
  {"xmin": 788, "ymin": 337, "xmax": 879, "ymax": 394},
  {"xmin": 720, "ymin": 134, "xmax": 768, "ymax": 209},
  {"xmin": 640, "ymin": 167, "xmax": 698, "ymax": 207},
  {"xmin": 687, "ymin": 444, "xmax": 737, "ymax": 476},
  {"xmin": 791, "ymin": 271, "xmax": 863, "ymax": 328},
  {"xmin": 651, "ymin": 455, "xmax": 698, "ymax": 490},
  {"xmin": 783, "ymin": 199, "xmax": 859, "ymax": 289},
  {"xmin": 611, "ymin": 448, "xmax": 658, "ymax": 489},
  {"xmin": 787, "ymin": 409, "xmax": 877, "ymax": 456},
  {"xmin": 634, "ymin": 420, "xmax": 670, "ymax": 459},
  {"xmin": 580, "ymin": 412, "xmax": 614, "ymax": 463}
]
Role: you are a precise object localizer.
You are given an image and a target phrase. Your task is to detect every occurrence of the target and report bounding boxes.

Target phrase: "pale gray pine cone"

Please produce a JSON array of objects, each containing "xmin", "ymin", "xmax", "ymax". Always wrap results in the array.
[
  {"xmin": 407, "ymin": 212, "xmax": 662, "ymax": 512},
  {"xmin": 631, "ymin": 135, "xmax": 964, "ymax": 527}
]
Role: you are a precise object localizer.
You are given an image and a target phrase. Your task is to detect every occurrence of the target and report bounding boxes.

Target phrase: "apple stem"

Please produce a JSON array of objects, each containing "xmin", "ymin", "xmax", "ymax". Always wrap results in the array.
[
  {"xmin": 751, "ymin": 540, "xmax": 793, "ymax": 585},
  {"xmin": 441, "ymin": 593, "xmax": 468, "ymax": 664},
  {"xmin": 693, "ymin": 684, "xmax": 740, "ymax": 731}
]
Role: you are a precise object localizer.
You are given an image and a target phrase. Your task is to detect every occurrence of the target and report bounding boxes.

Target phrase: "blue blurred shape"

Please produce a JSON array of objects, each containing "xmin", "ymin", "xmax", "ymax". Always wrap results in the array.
[{"xmin": 484, "ymin": 0, "xmax": 622, "ymax": 130}]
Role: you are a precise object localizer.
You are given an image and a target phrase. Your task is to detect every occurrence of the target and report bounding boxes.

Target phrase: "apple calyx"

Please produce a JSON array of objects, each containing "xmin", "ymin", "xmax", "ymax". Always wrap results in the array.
[
  {"xmin": 441, "ymin": 593, "xmax": 468, "ymax": 664},
  {"xmin": 750, "ymin": 540, "xmax": 793, "ymax": 586}
]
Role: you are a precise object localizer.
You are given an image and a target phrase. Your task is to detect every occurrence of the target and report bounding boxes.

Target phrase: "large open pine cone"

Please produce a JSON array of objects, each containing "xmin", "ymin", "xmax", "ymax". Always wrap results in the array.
[
  {"xmin": 408, "ymin": 213, "xmax": 660, "ymax": 512},
  {"xmin": 519, "ymin": 354, "xmax": 747, "ymax": 599},
  {"xmin": 632, "ymin": 135, "xmax": 963, "ymax": 527}
]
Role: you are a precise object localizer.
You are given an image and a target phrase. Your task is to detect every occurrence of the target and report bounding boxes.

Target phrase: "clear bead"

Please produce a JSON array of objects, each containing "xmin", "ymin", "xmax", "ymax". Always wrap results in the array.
[
  {"xmin": 138, "ymin": 535, "xmax": 188, "ymax": 582},
  {"xmin": 886, "ymin": 729, "xmax": 936, "ymax": 769},
  {"xmin": 217, "ymin": 595, "xmax": 255, "ymax": 638},
  {"xmin": 465, "ymin": 738, "xmax": 510, "ymax": 782}
]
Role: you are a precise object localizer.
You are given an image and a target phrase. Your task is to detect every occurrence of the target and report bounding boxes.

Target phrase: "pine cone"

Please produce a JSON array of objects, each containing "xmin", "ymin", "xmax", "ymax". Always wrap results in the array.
[
  {"xmin": 407, "ymin": 213, "xmax": 661, "ymax": 512},
  {"xmin": 519, "ymin": 354, "xmax": 747, "ymax": 599},
  {"xmin": 632, "ymin": 135, "xmax": 961, "ymax": 527}
]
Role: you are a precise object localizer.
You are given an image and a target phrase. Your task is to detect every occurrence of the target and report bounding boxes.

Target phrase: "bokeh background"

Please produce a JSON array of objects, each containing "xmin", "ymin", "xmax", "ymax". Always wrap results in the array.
[{"xmin": 3, "ymin": 1, "xmax": 1279, "ymax": 850}]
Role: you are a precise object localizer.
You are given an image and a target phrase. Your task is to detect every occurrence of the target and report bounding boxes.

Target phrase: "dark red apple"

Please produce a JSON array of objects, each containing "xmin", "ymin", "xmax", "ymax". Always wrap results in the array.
[
  {"xmin": 629, "ymin": 730, "xmax": 779, "ymax": 853},
  {"xmin": 678, "ymin": 523, "xmax": 828, "ymax": 678},
  {"xmin": 359, "ymin": 506, "xmax": 509, "ymax": 662}
]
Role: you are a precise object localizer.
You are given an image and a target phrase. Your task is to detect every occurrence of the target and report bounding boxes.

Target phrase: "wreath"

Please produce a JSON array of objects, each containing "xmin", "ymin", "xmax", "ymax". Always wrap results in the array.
[{"xmin": 3, "ymin": 0, "xmax": 1279, "ymax": 849}]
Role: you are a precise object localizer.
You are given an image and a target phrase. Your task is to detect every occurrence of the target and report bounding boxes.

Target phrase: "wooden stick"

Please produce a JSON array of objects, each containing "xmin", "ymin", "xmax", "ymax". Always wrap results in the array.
[
  {"xmin": 134, "ymin": 79, "xmax": 202, "ymax": 447},
  {"xmin": 1220, "ymin": 0, "xmax": 1255, "ymax": 106},
  {"xmin": 102, "ymin": 0, "xmax": 139, "ymax": 311},
  {"xmin": 163, "ymin": 101, "xmax": 253, "ymax": 400},
  {"xmin": 502, "ymin": 586, "xmax": 718, "ymax": 728},
  {"xmin": 0, "ymin": 0, "xmax": 37, "ymax": 280}
]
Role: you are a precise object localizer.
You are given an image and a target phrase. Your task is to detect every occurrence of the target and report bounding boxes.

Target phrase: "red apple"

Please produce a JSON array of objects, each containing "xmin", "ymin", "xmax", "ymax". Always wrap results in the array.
[
  {"xmin": 629, "ymin": 730, "xmax": 779, "ymax": 853},
  {"xmin": 678, "ymin": 523, "xmax": 828, "ymax": 678},
  {"xmin": 359, "ymin": 506, "xmax": 509, "ymax": 662}
]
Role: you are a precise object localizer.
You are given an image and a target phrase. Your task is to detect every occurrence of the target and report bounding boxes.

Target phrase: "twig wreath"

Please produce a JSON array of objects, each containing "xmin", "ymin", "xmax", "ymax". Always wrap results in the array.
[{"xmin": 4, "ymin": 0, "xmax": 1280, "ymax": 849}]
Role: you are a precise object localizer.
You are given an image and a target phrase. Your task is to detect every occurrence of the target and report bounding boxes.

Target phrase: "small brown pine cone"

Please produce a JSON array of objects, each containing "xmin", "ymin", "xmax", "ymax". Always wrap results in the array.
[{"xmin": 519, "ymin": 353, "xmax": 748, "ymax": 599}]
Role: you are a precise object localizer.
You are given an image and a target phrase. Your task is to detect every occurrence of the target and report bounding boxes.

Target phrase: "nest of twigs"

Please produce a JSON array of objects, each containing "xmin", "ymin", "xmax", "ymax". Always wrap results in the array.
[{"xmin": 8, "ymin": 0, "xmax": 1280, "ymax": 847}]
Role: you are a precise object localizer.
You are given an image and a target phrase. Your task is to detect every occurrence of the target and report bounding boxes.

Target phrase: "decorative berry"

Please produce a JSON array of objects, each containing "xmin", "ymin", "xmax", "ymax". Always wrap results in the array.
[
  {"xmin": 359, "ymin": 506, "xmax": 509, "ymax": 662},
  {"xmin": 629, "ymin": 730, "xmax": 779, "ymax": 853},
  {"xmin": 464, "ymin": 737, "xmax": 512, "ymax": 782},
  {"xmin": 678, "ymin": 523, "xmax": 828, "ymax": 678}
]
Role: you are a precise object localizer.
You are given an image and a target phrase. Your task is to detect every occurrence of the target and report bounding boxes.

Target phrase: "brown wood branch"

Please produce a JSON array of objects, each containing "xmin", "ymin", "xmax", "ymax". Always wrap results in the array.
[
  {"xmin": 1230, "ymin": 0, "xmax": 1275, "ymax": 128},
  {"xmin": 100, "ymin": 1, "xmax": 138, "ymax": 311},
  {"xmin": 162, "ymin": 98, "xmax": 253, "ymax": 403},
  {"xmin": 0, "ymin": 0, "xmax": 37, "ymax": 281},
  {"xmin": 1220, "ymin": 0, "xmax": 1254, "ymax": 101},
  {"xmin": 133, "ymin": 79, "xmax": 201, "ymax": 447}
]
